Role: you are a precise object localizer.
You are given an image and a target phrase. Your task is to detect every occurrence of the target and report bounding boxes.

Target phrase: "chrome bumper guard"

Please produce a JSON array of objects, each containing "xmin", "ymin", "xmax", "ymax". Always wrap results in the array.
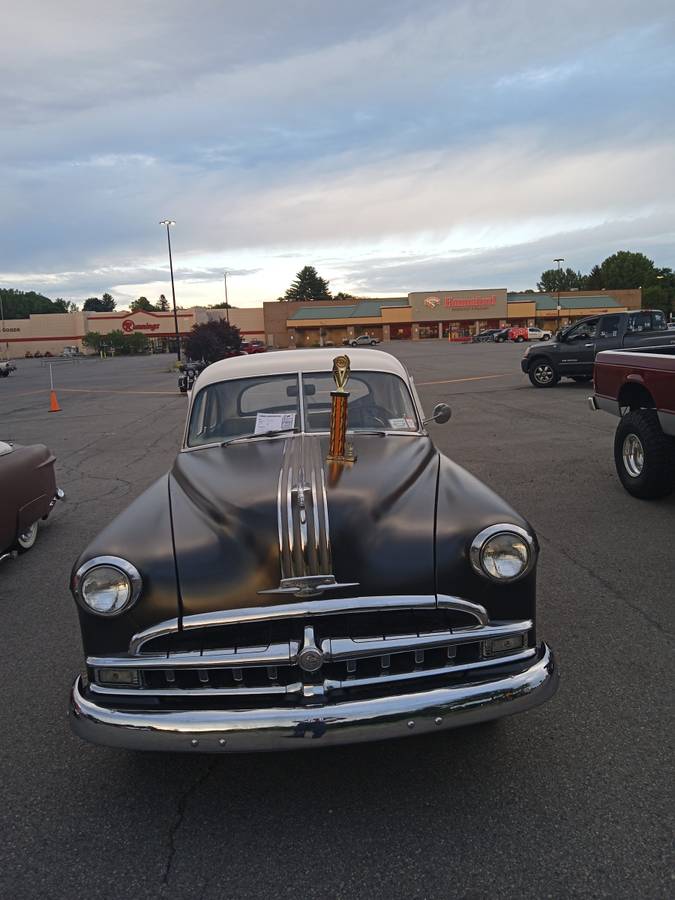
[{"xmin": 70, "ymin": 643, "xmax": 558, "ymax": 753}]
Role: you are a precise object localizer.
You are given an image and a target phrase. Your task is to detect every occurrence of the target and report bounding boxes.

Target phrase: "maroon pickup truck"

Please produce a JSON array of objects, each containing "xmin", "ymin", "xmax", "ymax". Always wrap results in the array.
[{"xmin": 590, "ymin": 345, "xmax": 675, "ymax": 498}]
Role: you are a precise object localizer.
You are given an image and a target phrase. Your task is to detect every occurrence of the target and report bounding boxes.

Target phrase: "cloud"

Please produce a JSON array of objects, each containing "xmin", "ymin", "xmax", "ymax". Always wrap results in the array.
[{"xmin": 0, "ymin": 1, "xmax": 674, "ymax": 303}]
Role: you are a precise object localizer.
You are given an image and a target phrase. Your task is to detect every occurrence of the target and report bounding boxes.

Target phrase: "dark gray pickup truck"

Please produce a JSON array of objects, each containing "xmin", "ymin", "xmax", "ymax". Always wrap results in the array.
[{"xmin": 520, "ymin": 309, "xmax": 675, "ymax": 387}]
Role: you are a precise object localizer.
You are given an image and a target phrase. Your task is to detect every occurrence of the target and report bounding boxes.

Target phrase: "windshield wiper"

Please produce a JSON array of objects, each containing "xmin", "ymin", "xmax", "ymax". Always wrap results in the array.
[{"xmin": 221, "ymin": 428, "xmax": 299, "ymax": 447}]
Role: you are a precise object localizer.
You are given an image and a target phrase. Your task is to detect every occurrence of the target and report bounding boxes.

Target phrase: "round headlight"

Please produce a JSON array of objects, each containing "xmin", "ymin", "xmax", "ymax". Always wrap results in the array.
[
  {"xmin": 470, "ymin": 525, "xmax": 535, "ymax": 583},
  {"xmin": 74, "ymin": 556, "xmax": 141, "ymax": 615}
]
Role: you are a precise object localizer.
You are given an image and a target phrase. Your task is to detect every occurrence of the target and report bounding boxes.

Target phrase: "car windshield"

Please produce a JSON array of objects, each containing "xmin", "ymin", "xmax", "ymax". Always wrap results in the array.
[{"xmin": 186, "ymin": 371, "xmax": 419, "ymax": 446}]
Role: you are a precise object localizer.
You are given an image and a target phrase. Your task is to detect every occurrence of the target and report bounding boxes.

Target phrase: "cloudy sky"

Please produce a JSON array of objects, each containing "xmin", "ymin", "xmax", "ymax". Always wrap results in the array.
[{"xmin": 2, "ymin": 0, "xmax": 674, "ymax": 308}]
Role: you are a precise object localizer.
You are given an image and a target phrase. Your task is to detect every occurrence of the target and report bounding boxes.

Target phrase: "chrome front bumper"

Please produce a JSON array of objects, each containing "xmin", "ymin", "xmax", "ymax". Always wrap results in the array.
[{"xmin": 69, "ymin": 643, "xmax": 558, "ymax": 753}]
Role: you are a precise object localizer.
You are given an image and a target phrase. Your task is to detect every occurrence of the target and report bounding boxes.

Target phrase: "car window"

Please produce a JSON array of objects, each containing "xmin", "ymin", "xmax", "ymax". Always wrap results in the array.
[
  {"xmin": 302, "ymin": 371, "xmax": 419, "ymax": 432},
  {"xmin": 598, "ymin": 315, "xmax": 621, "ymax": 338},
  {"xmin": 651, "ymin": 311, "xmax": 667, "ymax": 331},
  {"xmin": 565, "ymin": 318, "xmax": 598, "ymax": 341},
  {"xmin": 627, "ymin": 311, "xmax": 652, "ymax": 333},
  {"xmin": 188, "ymin": 375, "xmax": 300, "ymax": 445}
]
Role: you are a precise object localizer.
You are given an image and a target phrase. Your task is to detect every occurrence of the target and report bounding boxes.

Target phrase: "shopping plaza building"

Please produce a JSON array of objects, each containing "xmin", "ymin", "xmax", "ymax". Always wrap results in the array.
[{"xmin": 0, "ymin": 287, "xmax": 641, "ymax": 356}]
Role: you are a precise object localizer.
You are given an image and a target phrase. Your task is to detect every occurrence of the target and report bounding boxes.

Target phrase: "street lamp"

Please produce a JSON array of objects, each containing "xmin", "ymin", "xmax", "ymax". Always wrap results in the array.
[
  {"xmin": 159, "ymin": 219, "xmax": 180, "ymax": 360},
  {"xmin": 223, "ymin": 272, "xmax": 230, "ymax": 325},
  {"xmin": 554, "ymin": 257, "xmax": 565, "ymax": 331}
]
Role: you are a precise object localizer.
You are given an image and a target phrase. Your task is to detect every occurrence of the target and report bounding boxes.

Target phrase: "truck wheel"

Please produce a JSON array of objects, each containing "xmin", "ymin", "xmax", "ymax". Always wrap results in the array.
[
  {"xmin": 542, "ymin": 334, "xmax": 551, "ymax": 341},
  {"xmin": 528, "ymin": 359, "xmax": 559, "ymax": 388},
  {"xmin": 515, "ymin": 336, "xmax": 525, "ymax": 342},
  {"xmin": 370, "ymin": 340, "xmax": 377, "ymax": 346},
  {"xmin": 350, "ymin": 341, "xmax": 358, "ymax": 347},
  {"xmin": 614, "ymin": 410, "xmax": 675, "ymax": 499}
]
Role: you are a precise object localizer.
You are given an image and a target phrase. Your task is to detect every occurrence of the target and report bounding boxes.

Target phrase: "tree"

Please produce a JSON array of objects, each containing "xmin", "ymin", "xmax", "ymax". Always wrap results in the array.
[
  {"xmin": 157, "ymin": 294, "xmax": 169, "ymax": 311},
  {"xmin": 53, "ymin": 298, "xmax": 78, "ymax": 313},
  {"xmin": 130, "ymin": 296, "xmax": 155, "ymax": 312},
  {"xmin": 599, "ymin": 251, "xmax": 656, "ymax": 289},
  {"xmin": 333, "ymin": 292, "xmax": 357, "ymax": 301},
  {"xmin": 0, "ymin": 288, "xmax": 73, "ymax": 319},
  {"xmin": 582, "ymin": 265, "xmax": 604, "ymax": 290},
  {"xmin": 210, "ymin": 302, "xmax": 236, "ymax": 310},
  {"xmin": 83, "ymin": 294, "xmax": 115, "ymax": 312},
  {"xmin": 82, "ymin": 329, "xmax": 148, "ymax": 354},
  {"xmin": 283, "ymin": 266, "xmax": 332, "ymax": 301},
  {"xmin": 537, "ymin": 267, "xmax": 583, "ymax": 292},
  {"xmin": 184, "ymin": 320, "xmax": 242, "ymax": 362}
]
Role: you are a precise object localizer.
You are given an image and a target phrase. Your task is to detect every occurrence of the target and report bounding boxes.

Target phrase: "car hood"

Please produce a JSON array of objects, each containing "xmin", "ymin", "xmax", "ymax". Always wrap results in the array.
[
  {"xmin": 169, "ymin": 433, "xmax": 439, "ymax": 617},
  {"xmin": 528, "ymin": 340, "xmax": 559, "ymax": 352}
]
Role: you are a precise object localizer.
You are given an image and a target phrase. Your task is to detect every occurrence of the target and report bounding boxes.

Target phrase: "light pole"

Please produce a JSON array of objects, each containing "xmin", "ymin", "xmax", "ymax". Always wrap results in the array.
[
  {"xmin": 159, "ymin": 219, "xmax": 180, "ymax": 360},
  {"xmin": 223, "ymin": 272, "xmax": 230, "ymax": 325},
  {"xmin": 554, "ymin": 257, "xmax": 565, "ymax": 331}
]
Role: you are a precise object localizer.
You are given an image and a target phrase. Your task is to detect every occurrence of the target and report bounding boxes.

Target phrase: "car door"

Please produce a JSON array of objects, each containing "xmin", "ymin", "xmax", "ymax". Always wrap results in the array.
[
  {"xmin": 557, "ymin": 318, "xmax": 599, "ymax": 374},
  {"xmin": 593, "ymin": 314, "xmax": 624, "ymax": 355}
]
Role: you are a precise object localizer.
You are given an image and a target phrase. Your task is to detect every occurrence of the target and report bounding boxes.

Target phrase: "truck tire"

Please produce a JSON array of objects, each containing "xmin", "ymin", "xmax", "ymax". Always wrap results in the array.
[
  {"xmin": 542, "ymin": 333, "xmax": 551, "ymax": 341},
  {"xmin": 515, "ymin": 336, "xmax": 525, "ymax": 342},
  {"xmin": 15, "ymin": 521, "xmax": 39, "ymax": 552},
  {"xmin": 614, "ymin": 410, "xmax": 675, "ymax": 499},
  {"xmin": 528, "ymin": 358, "xmax": 559, "ymax": 388}
]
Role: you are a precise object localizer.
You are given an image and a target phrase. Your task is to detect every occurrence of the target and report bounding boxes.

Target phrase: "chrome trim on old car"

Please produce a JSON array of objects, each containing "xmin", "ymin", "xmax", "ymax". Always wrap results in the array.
[
  {"xmin": 128, "ymin": 594, "xmax": 490, "ymax": 655},
  {"xmin": 70, "ymin": 643, "xmax": 558, "ymax": 752}
]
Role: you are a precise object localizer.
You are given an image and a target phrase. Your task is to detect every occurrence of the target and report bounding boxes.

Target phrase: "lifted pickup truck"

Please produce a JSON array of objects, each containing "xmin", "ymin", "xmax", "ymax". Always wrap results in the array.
[
  {"xmin": 590, "ymin": 345, "xmax": 675, "ymax": 498},
  {"xmin": 520, "ymin": 309, "xmax": 675, "ymax": 388}
]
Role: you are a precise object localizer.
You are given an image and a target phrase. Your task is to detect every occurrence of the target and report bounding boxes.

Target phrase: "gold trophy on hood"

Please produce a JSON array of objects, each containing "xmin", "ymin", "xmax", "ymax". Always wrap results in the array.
[{"xmin": 326, "ymin": 354, "xmax": 356, "ymax": 464}]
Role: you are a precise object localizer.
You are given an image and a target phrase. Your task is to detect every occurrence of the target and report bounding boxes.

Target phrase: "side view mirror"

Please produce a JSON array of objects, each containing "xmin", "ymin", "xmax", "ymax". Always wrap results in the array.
[{"xmin": 424, "ymin": 403, "xmax": 452, "ymax": 426}]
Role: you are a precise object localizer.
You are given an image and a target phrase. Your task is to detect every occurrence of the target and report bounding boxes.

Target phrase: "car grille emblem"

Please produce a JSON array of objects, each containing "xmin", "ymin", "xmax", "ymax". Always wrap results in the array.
[{"xmin": 297, "ymin": 625, "xmax": 324, "ymax": 673}]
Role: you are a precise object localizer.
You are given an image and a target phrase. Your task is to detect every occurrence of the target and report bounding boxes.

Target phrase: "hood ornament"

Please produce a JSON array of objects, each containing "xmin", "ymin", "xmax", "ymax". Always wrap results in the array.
[{"xmin": 327, "ymin": 354, "xmax": 356, "ymax": 465}]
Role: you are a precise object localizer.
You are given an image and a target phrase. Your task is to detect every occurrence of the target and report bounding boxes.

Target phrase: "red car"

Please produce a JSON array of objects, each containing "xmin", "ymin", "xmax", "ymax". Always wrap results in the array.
[
  {"xmin": 0, "ymin": 441, "xmax": 64, "ymax": 560},
  {"xmin": 239, "ymin": 340, "xmax": 267, "ymax": 354},
  {"xmin": 590, "ymin": 345, "xmax": 675, "ymax": 498}
]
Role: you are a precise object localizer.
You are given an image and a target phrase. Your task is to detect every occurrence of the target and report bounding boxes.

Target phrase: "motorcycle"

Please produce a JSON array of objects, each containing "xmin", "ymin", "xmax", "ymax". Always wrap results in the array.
[{"xmin": 178, "ymin": 360, "xmax": 207, "ymax": 393}]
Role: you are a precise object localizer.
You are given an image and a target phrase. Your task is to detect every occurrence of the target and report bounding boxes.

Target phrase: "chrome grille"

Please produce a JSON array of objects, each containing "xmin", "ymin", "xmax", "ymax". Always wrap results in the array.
[{"xmin": 88, "ymin": 599, "xmax": 534, "ymax": 704}]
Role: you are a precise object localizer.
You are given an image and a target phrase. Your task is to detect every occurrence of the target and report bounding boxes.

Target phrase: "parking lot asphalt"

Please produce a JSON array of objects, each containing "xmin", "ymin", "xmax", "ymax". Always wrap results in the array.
[{"xmin": 0, "ymin": 345, "xmax": 672, "ymax": 900}]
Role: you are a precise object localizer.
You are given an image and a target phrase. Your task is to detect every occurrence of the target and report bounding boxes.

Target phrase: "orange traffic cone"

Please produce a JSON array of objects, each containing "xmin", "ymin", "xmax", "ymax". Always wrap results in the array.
[{"xmin": 49, "ymin": 389, "xmax": 61, "ymax": 412}]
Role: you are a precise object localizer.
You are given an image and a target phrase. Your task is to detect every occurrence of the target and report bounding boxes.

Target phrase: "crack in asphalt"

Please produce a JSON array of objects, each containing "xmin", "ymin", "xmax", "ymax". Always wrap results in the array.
[
  {"xmin": 537, "ymin": 530, "xmax": 672, "ymax": 638},
  {"xmin": 161, "ymin": 760, "xmax": 218, "ymax": 891}
]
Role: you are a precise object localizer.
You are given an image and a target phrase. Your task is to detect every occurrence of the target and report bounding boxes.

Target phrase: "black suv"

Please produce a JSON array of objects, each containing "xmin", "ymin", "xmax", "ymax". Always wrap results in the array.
[{"xmin": 521, "ymin": 309, "xmax": 675, "ymax": 387}]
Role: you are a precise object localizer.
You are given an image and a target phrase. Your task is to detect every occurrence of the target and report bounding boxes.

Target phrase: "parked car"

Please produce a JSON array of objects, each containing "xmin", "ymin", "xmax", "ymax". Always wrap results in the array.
[
  {"xmin": 493, "ymin": 327, "xmax": 511, "ymax": 343},
  {"xmin": 507, "ymin": 327, "xmax": 529, "ymax": 343},
  {"xmin": 239, "ymin": 340, "xmax": 267, "ymax": 354},
  {"xmin": 0, "ymin": 362, "xmax": 16, "ymax": 378},
  {"xmin": 342, "ymin": 334, "xmax": 380, "ymax": 347},
  {"xmin": 527, "ymin": 327, "xmax": 551, "ymax": 341},
  {"xmin": 590, "ymin": 345, "xmax": 675, "ymax": 498},
  {"xmin": 521, "ymin": 310, "xmax": 675, "ymax": 387},
  {"xmin": 472, "ymin": 329, "xmax": 501, "ymax": 343},
  {"xmin": 68, "ymin": 348, "xmax": 558, "ymax": 753},
  {"xmin": 0, "ymin": 441, "xmax": 64, "ymax": 561},
  {"xmin": 24, "ymin": 351, "xmax": 33, "ymax": 358}
]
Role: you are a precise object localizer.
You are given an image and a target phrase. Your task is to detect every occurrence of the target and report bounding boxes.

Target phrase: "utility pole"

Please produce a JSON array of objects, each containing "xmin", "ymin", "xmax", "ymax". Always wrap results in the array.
[
  {"xmin": 159, "ymin": 220, "xmax": 180, "ymax": 360},
  {"xmin": 554, "ymin": 258, "xmax": 565, "ymax": 332},
  {"xmin": 223, "ymin": 272, "xmax": 230, "ymax": 325}
]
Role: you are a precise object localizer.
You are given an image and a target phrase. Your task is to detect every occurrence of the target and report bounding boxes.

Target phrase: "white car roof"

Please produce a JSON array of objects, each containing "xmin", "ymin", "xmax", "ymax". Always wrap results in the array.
[{"xmin": 195, "ymin": 348, "xmax": 411, "ymax": 392}]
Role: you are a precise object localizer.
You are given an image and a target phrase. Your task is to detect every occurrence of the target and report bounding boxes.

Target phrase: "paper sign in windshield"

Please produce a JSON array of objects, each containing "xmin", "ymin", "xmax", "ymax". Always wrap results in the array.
[
  {"xmin": 254, "ymin": 412, "xmax": 296, "ymax": 435},
  {"xmin": 389, "ymin": 417, "xmax": 416, "ymax": 430}
]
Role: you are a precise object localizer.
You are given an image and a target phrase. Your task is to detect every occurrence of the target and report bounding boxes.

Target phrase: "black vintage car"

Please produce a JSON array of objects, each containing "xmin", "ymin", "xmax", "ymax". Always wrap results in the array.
[{"xmin": 69, "ymin": 349, "xmax": 558, "ymax": 752}]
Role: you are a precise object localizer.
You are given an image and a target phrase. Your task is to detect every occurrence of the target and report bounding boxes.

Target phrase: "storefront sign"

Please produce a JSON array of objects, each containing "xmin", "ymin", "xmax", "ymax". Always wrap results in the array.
[
  {"xmin": 409, "ymin": 288, "xmax": 507, "ymax": 321},
  {"xmin": 444, "ymin": 296, "xmax": 497, "ymax": 309},
  {"xmin": 122, "ymin": 319, "xmax": 160, "ymax": 333}
]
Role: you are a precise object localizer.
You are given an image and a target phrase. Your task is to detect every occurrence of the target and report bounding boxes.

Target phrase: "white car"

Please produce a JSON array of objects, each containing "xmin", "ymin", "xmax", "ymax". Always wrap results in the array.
[{"xmin": 527, "ymin": 327, "xmax": 552, "ymax": 342}]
